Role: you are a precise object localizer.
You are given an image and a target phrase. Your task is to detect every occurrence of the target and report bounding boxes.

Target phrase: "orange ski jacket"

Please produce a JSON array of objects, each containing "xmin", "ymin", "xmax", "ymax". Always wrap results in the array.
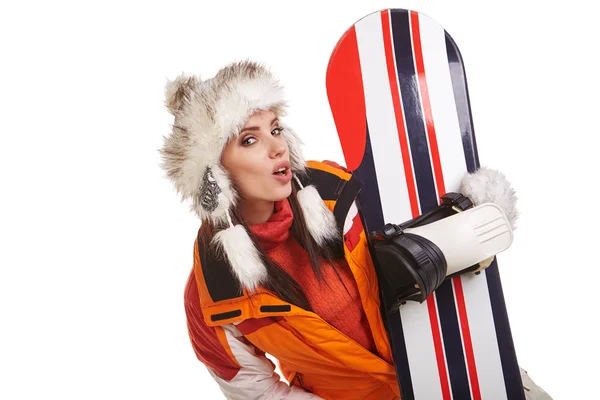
[{"xmin": 184, "ymin": 160, "xmax": 401, "ymax": 399}]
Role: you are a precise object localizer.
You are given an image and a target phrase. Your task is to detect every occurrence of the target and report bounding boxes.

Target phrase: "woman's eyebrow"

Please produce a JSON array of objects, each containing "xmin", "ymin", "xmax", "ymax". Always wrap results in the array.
[{"xmin": 240, "ymin": 117, "xmax": 279, "ymax": 134}]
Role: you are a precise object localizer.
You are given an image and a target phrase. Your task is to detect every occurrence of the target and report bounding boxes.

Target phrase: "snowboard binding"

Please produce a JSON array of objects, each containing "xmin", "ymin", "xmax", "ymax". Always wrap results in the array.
[{"xmin": 370, "ymin": 193, "xmax": 514, "ymax": 311}]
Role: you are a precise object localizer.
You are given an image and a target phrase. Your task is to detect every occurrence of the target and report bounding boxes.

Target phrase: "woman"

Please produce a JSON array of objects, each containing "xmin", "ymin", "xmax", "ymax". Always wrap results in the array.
[{"xmin": 159, "ymin": 60, "xmax": 551, "ymax": 399}]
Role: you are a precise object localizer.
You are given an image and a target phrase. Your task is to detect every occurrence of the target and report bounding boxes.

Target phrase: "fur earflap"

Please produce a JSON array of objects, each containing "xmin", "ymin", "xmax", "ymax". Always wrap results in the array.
[
  {"xmin": 212, "ymin": 224, "xmax": 267, "ymax": 292},
  {"xmin": 297, "ymin": 185, "xmax": 339, "ymax": 245},
  {"xmin": 164, "ymin": 74, "xmax": 200, "ymax": 115},
  {"xmin": 460, "ymin": 167, "xmax": 519, "ymax": 230},
  {"xmin": 281, "ymin": 124, "xmax": 307, "ymax": 176}
]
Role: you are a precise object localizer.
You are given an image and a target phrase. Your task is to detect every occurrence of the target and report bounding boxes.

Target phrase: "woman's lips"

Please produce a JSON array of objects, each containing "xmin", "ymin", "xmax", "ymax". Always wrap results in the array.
[{"xmin": 273, "ymin": 166, "xmax": 292, "ymax": 183}]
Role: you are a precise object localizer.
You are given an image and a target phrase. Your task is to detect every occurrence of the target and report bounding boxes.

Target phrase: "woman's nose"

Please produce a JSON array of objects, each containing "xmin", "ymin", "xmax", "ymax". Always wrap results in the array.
[{"xmin": 269, "ymin": 137, "xmax": 287, "ymax": 158}]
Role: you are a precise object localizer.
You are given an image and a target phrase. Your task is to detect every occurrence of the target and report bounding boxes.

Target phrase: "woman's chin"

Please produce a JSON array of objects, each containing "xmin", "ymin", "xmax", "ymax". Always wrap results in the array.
[{"xmin": 270, "ymin": 183, "xmax": 293, "ymax": 201}]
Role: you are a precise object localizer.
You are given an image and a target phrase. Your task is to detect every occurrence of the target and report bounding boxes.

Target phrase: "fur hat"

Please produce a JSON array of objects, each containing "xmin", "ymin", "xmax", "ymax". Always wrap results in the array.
[{"xmin": 159, "ymin": 60, "xmax": 338, "ymax": 291}]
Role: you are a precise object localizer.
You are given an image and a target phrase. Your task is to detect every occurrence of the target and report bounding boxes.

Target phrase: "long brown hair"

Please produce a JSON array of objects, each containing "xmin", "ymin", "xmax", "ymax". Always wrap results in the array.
[{"xmin": 198, "ymin": 180, "xmax": 349, "ymax": 312}]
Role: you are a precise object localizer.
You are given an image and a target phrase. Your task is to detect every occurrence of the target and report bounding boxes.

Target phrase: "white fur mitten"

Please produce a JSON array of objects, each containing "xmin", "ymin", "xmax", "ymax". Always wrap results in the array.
[{"xmin": 460, "ymin": 167, "xmax": 519, "ymax": 230}]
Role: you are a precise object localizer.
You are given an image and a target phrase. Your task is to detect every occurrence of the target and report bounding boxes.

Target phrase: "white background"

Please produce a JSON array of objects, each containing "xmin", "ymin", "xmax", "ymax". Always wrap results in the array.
[{"xmin": 1, "ymin": 0, "xmax": 598, "ymax": 398}]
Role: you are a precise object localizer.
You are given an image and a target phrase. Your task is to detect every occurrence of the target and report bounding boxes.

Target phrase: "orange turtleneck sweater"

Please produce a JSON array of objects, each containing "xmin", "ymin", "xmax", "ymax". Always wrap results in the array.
[{"xmin": 248, "ymin": 198, "xmax": 377, "ymax": 354}]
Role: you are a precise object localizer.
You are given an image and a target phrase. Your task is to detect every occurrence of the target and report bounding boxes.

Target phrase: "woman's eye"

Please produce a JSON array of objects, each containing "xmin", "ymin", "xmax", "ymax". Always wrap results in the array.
[
  {"xmin": 272, "ymin": 127, "xmax": 284, "ymax": 135},
  {"xmin": 242, "ymin": 137, "xmax": 257, "ymax": 146}
]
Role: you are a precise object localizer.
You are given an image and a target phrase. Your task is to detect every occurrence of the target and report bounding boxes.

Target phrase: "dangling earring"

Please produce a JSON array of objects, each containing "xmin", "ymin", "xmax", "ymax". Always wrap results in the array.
[{"xmin": 199, "ymin": 167, "xmax": 222, "ymax": 213}]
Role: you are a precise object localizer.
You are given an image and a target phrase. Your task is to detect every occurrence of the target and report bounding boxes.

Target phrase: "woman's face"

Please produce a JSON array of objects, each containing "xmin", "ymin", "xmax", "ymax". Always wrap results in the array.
[{"xmin": 221, "ymin": 109, "xmax": 293, "ymax": 209}]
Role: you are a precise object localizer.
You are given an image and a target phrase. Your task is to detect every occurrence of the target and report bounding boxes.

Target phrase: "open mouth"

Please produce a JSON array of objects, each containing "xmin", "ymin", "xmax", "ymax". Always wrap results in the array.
[
  {"xmin": 272, "ymin": 161, "xmax": 291, "ymax": 176},
  {"xmin": 273, "ymin": 167, "xmax": 288, "ymax": 176}
]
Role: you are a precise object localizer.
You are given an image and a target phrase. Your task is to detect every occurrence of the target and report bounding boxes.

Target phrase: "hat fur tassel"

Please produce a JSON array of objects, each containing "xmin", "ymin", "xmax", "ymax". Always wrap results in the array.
[
  {"xmin": 294, "ymin": 176, "xmax": 339, "ymax": 246},
  {"xmin": 211, "ymin": 218, "xmax": 267, "ymax": 292}
]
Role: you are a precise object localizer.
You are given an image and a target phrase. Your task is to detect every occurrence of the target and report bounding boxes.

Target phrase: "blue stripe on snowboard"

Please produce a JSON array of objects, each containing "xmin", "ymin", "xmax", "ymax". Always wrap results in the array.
[
  {"xmin": 353, "ymin": 130, "xmax": 384, "ymax": 234},
  {"xmin": 445, "ymin": 30, "xmax": 526, "ymax": 400},
  {"xmin": 390, "ymin": 9, "xmax": 437, "ymax": 213},
  {"xmin": 354, "ymin": 124, "xmax": 414, "ymax": 400},
  {"xmin": 435, "ymin": 281, "xmax": 472, "ymax": 400},
  {"xmin": 444, "ymin": 33, "xmax": 479, "ymax": 174},
  {"xmin": 390, "ymin": 9, "xmax": 472, "ymax": 399}
]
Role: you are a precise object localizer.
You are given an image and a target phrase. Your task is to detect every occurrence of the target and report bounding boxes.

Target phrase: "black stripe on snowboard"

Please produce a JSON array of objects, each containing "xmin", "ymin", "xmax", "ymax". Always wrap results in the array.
[
  {"xmin": 390, "ymin": 9, "xmax": 437, "ymax": 214},
  {"xmin": 445, "ymin": 31, "xmax": 526, "ymax": 400},
  {"xmin": 444, "ymin": 33, "xmax": 479, "ymax": 174},
  {"xmin": 391, "ymin": 9, "xmax": 471, "ymax": 399},
  {"xmin": 353, "ymin": 128, "xmax": 384, "ymax": 235},
  {"xmin": 354, "ymin": 124, "xmax": 414, "ymax": 400}
]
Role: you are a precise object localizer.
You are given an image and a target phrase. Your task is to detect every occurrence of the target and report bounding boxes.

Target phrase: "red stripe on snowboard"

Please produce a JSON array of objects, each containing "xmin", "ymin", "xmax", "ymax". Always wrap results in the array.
[
  {"xmin": 409, "ymin": 11, "xmax": 446, "ymax": 196},
  {"xmin": 409, "ymin": 10, "xmax": 481, "ymax": 399},
  {"xmin": 425, "ymin": 293, "xmax": 452, "ymax": 400},
  {"xmin": 381, "ymin": 10, "xmax": 419, "ymax": 218},
  {"xmin": 345, "ymin": 213, "xmax": 363, "ymax": 252},
  {"xmin": 382, "ymin": 9, "xmax": 451, "ymax": 400},
  {"xmin": 453, "ymin": 276, "xmax": 482, "ymax": 400},
  {"xmin": 325, "ymin": 26, "xmax": 367, "ymax": 172}
]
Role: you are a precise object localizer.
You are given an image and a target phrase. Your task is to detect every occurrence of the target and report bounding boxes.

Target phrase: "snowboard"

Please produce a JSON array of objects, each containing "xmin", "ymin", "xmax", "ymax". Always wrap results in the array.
[{"xmin": 325, "ymin": 9, "xmax": 524, "ymax": 400}]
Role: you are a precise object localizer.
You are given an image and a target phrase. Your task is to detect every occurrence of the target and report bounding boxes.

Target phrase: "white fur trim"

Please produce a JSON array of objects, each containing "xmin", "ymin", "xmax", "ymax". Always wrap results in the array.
[
  {"xmin": 296, "ymin": 185, "xmax": 339, "ymax": 245},
  {"xmin": 212, "ymin": 224, "xmax": 266, "ymax": 292},
  {"xmin": 215, "ymin": 73, "xmax": 287, "ymax": 141},
  {"xmin": 460, "ymin": 167, "xmax": 519, "ymax": 230},
  {"xmin": 281, "ymin": 124, "xmax": 307, "ymax": 174}
]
